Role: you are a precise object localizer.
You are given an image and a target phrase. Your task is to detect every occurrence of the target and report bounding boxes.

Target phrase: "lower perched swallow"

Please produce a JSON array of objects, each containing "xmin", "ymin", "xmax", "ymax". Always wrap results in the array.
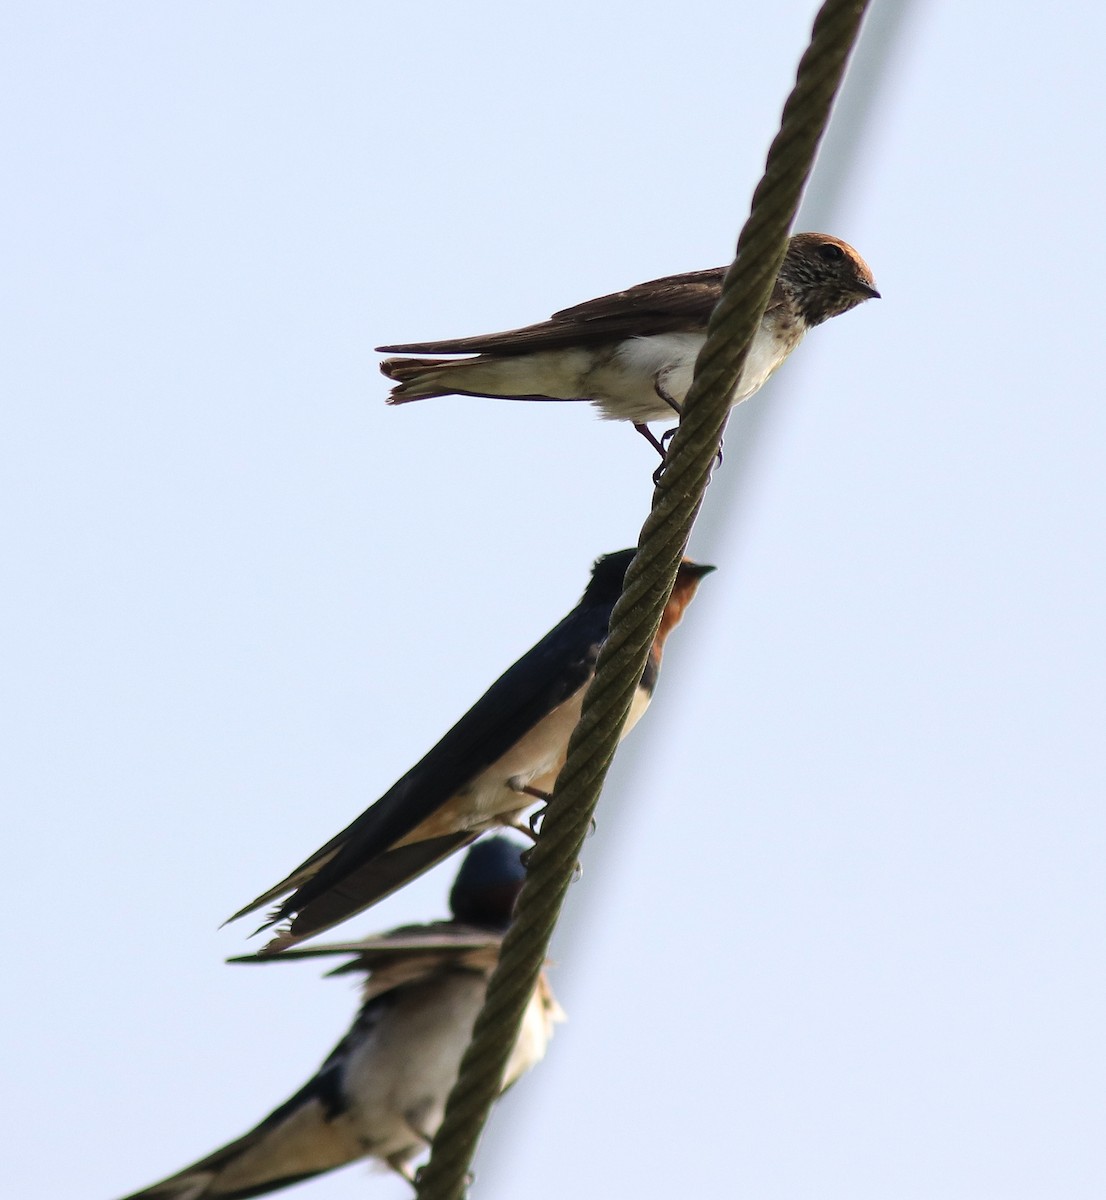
[
  {"xmin": 115, "ymin": 838, "xmax": 560, "ymax": 1199},
  {"xmin": 378, "ymin": 233, "xmax": 878, "ymax": 450},
  {"xmin": 230, "ymin": 549, "xmax": 713, "ymax": 951}
]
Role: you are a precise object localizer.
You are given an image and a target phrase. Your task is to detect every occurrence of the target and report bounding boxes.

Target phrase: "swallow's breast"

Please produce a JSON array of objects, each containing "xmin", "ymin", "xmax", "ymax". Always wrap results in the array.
[{"xmin": 736, "ymin": 314, "xmax": 806, "ymax": 401}]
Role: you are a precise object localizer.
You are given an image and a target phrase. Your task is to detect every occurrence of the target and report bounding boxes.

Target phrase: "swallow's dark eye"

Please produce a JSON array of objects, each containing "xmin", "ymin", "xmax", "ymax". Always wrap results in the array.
[{"xmin": 818, "ymin": 242, "xmax": 845, "ymax": 262}]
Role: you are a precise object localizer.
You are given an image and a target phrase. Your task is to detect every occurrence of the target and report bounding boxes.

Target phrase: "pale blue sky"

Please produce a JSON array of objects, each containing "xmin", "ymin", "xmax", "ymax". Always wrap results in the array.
[{"xmin": 3, "ymin": 4, "xmax": 1106, "ymax": 1198}]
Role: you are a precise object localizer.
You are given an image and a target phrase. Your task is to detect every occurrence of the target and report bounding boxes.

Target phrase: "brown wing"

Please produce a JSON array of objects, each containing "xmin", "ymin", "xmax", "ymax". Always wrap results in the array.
[{"xmin": 376, "ymin": 267, "xmax": 726, "ymax": 357}]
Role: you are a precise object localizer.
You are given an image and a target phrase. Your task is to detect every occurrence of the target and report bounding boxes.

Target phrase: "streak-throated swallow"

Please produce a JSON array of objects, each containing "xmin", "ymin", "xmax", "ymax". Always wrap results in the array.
[
  {"xmin": 115, "ymin": 837, "xmax": 561, "ymax": 1198},
  {"xmin": 378, "ymin": 233, "xmax": 878, "ymax": 451},
  {"xmin": 229, "ymin": 549, "xmax": 713, "ymax": 951}
]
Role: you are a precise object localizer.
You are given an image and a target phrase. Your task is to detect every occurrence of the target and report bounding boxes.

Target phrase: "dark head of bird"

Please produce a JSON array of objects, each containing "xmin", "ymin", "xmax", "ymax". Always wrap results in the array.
[
  {"xmin": 582, "ymin": 548, "xmax": 637, "ymax": 605},
  {"xmin": 582, "ymin": 550, "xmax": 716, "ymax": 609},
  {"xmin": 449, "ymin": 835, "xmax": 528, "ymax": 930},
  {"xmin": 778, "ymin": 232, "xmax": 880, "ymax": 327}
]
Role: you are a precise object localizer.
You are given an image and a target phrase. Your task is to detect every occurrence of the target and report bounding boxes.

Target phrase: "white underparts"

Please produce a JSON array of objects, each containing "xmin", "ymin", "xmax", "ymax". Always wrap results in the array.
[{"xmin": 391, "ymin": 317, "xmax": 806, "ymax": 425}]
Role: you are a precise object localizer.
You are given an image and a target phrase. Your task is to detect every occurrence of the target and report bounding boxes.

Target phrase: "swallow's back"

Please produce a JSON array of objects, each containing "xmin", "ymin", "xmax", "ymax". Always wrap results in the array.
[{"xmin": 378, "ymin": 267, "xmax": 727, "ymax": 361}]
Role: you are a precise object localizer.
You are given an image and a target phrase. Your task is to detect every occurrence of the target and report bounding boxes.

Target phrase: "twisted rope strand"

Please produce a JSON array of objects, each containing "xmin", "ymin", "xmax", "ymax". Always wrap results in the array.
[{"xmin": 414, "ymin": 4, "xmax": 869, "ymax": 1195}]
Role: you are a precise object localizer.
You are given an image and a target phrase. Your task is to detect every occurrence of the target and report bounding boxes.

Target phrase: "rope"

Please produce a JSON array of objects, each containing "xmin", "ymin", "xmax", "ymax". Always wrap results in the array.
[{"xmin": 414, "ymin": 3, "xmax": 870, "ymax": 1195}]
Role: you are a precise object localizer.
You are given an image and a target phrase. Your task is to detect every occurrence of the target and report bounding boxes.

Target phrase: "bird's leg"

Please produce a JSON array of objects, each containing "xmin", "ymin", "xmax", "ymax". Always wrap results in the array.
[
  {"xmin": 503, "ymin": 780, "xmax": 553, "ymax": 842},
  {"xmin": 411, "ymin": 1159, "xmax": 473, "ymax": 1192},
  {"xmin": 652, "ymin": 395, "xmax": 725, "ymax": 482},
  {"xmin": 506, "ymin": 781, "xmax": 594, "ymax": 864},
  {"xmin": 502, "ymin": 813, "xmax": 540, "ymax": 842},
  {"xmin": 389, "ymin": 1152, "xmax": 418, "ymax": 1184},
  {"xmin": 523, "ymin": 807, "xmax": 593, "ymax": 837},
  {"xmin": 655, "ymin": 375, "xmax": 684, "ymax": 418},
  {"xmin": 633, "ymin": 422, "xmax": 668, "ymax": 458},
  {"xmin": 515, "ymin": 784, "xmax": 552, "ymax": 803},
  {"xmin": 642, "ymin": 377, "xmax": 685, "ymax": 481},
  {"xmin": 406, "ymin": 1114, "xmax": 463, "ymax": 1191}
]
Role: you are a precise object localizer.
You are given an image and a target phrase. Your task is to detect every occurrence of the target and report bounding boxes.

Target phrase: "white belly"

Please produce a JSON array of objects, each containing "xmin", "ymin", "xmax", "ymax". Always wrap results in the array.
[
  {"xmin": 589, "ymin": 332, "xmax": 706, "ymax": 423},
  {"xmin": 456, "ymin": 687, "xmax": 592, "ymax": 829},
  {"xmin": 405, "ymin": 313, "xmax": 803, "ymax": 426},
  {"xmin": 440, "ymin": 676, "xmax": 655, "ymax": 834},
  {"xmin": 589, "ymin": 321, "xmax": 804, "ymax": 423},
  {"xmin": 343, "ymin": 972, "xmax": 556, "ymax": 1163},
  {"xmin": 343, "ymin": 973, "xmax": 488, "ymax": 1159}
]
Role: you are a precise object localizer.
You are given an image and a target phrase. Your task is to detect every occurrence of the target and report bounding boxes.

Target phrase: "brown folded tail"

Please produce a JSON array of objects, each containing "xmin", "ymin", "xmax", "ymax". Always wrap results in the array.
[{"xmin": 380, "ymin": 356, "xmax": 456, "ymax": 404}]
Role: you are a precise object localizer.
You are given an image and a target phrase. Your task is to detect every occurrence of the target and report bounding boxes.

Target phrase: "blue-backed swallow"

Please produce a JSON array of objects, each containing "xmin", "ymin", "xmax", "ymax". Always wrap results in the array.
[
  {"xmin": 229, "ymin": 549, "xmax": 713, "ymax": 951},
  {"xmin": 378, "ymin": 233, "xmax": 878, "ymax": 454},
  {"xmin": 114, "ymin": 837, "xmax": 561, "ymax": 1198}
]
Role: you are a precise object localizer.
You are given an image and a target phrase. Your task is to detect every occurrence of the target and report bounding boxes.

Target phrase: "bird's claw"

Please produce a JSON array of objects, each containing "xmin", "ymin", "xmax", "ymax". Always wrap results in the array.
[{"xmin": 653, "ymin": 432, "xmax": 724, "ymax": 486}]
